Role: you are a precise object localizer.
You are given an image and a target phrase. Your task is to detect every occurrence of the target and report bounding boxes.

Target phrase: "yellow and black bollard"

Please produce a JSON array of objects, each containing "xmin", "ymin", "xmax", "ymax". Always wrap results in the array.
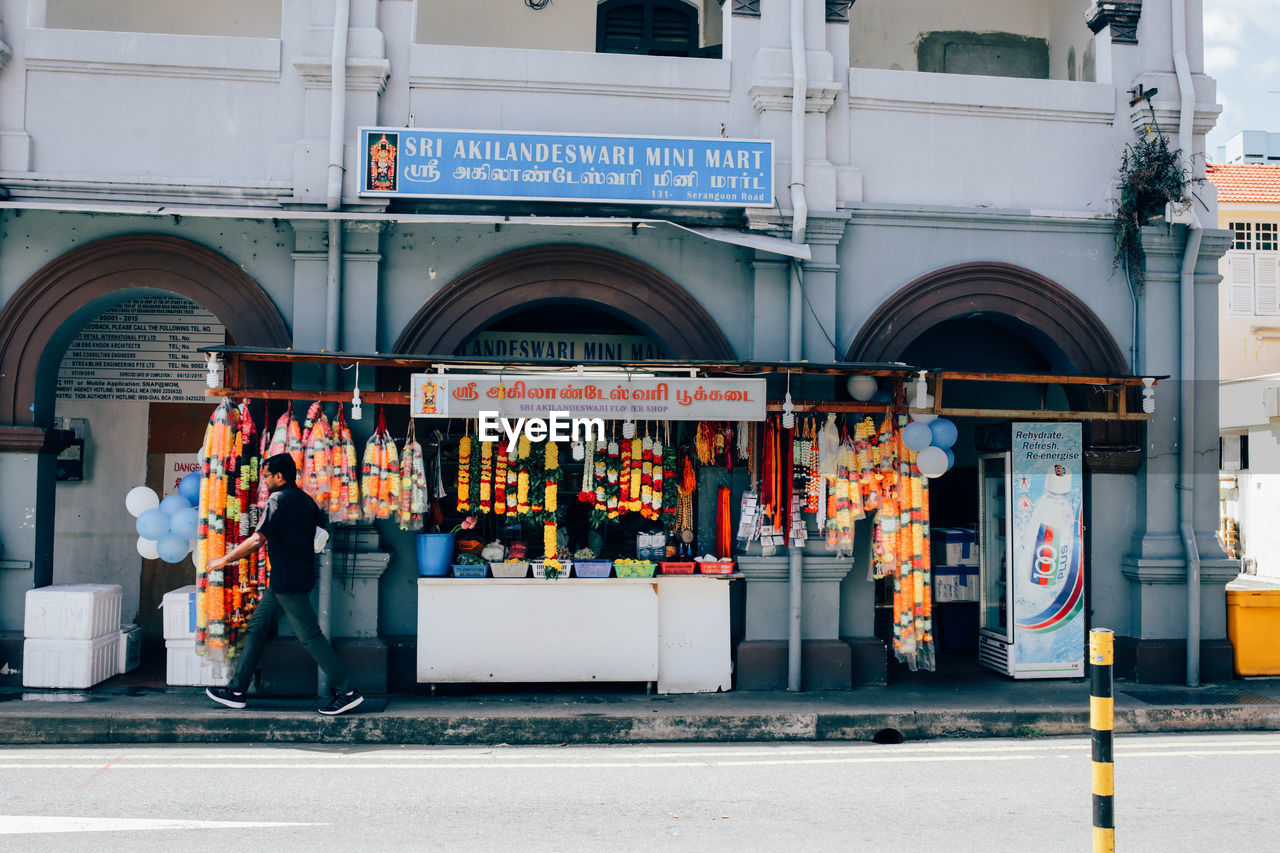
[{"xmin": 1090, "ymin": 628, "xmax": 1115, "ymax": 852}]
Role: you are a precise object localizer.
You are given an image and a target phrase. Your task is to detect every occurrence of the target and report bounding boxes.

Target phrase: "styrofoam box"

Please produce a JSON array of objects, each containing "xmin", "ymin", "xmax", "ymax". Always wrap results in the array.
[
  {"xmin": 162, "ymin": 585, "xmax": 198, "ymax": 641},
  {"xmin": 165, "ymin": 640, "xmax": 229, "ymax": 687},
  {"xmin": 24, "ymin": 584, "xmax": 123, "ymax": 640},
  {"xmin": 23, "ymin": 634, "xmax": 120, "ymax": 688},
  {"xmin": 931, "ymin": 528, "xmax": 979, "ymax": 567},
  {"xmin": 118, "ymin": 625, "xmax": 141, "ymax": 674},
  {"xmin": 934, "ymin": 565, "xmax": 980, "ymax": 603}
]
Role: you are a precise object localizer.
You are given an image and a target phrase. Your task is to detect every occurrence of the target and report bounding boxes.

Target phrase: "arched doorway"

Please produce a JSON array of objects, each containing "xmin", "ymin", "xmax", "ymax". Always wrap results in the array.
[
  {"xmin": 392, "ymin": 245, "xmax": 735, "ymax": 359},
  {"xmin": 0, "ymin": 234, "xmax": 290, "ymax": 623},
  {"xmin": 846, "ymin": 262, "xmax": 1130, "ymax": 679}
]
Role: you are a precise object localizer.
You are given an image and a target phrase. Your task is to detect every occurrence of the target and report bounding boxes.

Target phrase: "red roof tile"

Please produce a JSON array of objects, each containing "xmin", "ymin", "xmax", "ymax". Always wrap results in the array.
[{"xmin": 1207, "ymin": 163, "xmax": 1280, "ymax": 205}]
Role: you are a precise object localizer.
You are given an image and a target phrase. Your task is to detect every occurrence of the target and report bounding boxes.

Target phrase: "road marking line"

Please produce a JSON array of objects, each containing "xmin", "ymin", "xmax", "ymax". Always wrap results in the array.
[{"xmin": 0, "ymin": 816, "xmax": 321, "ymax": 835}]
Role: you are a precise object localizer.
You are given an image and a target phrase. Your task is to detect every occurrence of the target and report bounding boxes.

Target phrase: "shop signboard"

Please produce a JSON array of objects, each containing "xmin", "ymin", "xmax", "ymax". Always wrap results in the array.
[
  {"xmin": 56, "ymin": 296, "xmax": 225, "ymax": 403},
  {"xmin": 410, "ymin": 374, "xmax": 766, "ymax": 422},
  {"xmin": 359, "ymin": 127, "xmax": 773, "ymax": 208},
  {"xmin": 458, "ymin": 332, "xmax": 663, "ymax": 361},
  {"xmin": 1009, "ymin": 422, "xmax": 1085, "ymax": 676}
]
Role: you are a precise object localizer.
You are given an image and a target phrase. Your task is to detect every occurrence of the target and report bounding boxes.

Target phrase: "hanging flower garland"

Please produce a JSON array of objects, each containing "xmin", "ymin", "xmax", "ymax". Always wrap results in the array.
[
  {"xmin": 543, "ymin": 441, "xmax": 559, "ymax": 559},
  {"xmin": 397, "ymin": 419, "xmax": 427, "ymax": 531},
  {"xmin": 661, "ymin": 439, "xmax": 677, "ymax": 523},
  {"xmin": 516, "ymin": 434, "xmax": 532, "ymax": 514},
  {"xmin": 579, "ymin": 439, "xmax": 596, "ymax": 503},
  {"xmin": 478, "ymin": 439, "xmax": 494, "ymax": 514},
  {"xmin": 361, "ymin": 409, "xmax": 400, "ymax": 520},
  {"xmin": 455, "ymin": 434, "xmax": 472, "ymax": 512},
  {"xmin": 605, "ymin": 436, "xmax": 621, "ymax": 518},
  {"xmin": 494, "ymin": 440, "xmax": 509, "ymax": 516},
  {"xmin": 330, "ymin": 407, "xmax": 362, "ymax": 522},
  {"xmin": 196, "ymin": 400, "xmax": 233, "ymax": 657},
  {"xmin": 300, "ymin": 402, "xmax": 335, "ymax": 511},
  {"xmin": 627, "ymin": 437, "xmax": 643, "ymax": 512}
]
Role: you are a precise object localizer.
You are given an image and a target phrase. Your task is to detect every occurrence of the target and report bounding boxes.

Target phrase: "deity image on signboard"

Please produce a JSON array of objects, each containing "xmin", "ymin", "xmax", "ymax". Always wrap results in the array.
[{"xmin": 368, "ymin": 133, "xmax": 398, "ymax": 192}]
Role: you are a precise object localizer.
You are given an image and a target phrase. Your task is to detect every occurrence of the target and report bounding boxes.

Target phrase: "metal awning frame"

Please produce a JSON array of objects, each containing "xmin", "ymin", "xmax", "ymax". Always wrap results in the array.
[{"xmin": 202, "ymin": 346, "xmax": 1158, "ymax": 423}]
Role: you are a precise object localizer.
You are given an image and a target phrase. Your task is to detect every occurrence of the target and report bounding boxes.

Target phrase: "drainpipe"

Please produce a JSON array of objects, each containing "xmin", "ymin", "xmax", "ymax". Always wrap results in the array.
[
  {"xmin": 786, "ymin": 0, "xmax": 808, "ymax": 693},
  {"xmin": 318, "ymin": 0, "xmax": 350, "ymax": 696},
  {"xmin": 1172, "ymin": 0, "xmax": 1202, "ymax": 687}
]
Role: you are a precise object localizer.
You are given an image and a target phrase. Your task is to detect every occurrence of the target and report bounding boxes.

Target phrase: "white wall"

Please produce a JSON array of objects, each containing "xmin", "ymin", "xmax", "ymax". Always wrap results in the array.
[
  {"xmin": 1238, "ymin": 425, "xmax": 1280, "ymax": 580},
  {"xmin": 45, "ymin": 0, "xmax": 282, "ymax": 37},
  {"xmin": 52, "ymin": 400, "xmax": 149, "ymax": 624},
  {"xmin": 1046, "ymin": 0, "xmax": 1095, "ymax": 81}
]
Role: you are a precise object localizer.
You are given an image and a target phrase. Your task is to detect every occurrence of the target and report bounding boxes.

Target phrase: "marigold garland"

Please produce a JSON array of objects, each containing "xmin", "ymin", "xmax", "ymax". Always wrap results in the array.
[{"xmin": 455, "ymin": 435, "xmax": 472, "ymax": 511}]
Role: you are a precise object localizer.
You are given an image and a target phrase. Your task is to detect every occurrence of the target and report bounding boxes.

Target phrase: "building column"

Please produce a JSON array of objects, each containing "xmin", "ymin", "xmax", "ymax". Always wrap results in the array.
[
  {"xmin": 1122, "ymin": 225, "xmax": 1236, "ymax": 682},
  {"xmin": 750, "ymin": 256, "xmax": 789, "ymax": 361},
  {"xmin": 340, "ymin": 221, "xmax": 384, "ymax": 353}
]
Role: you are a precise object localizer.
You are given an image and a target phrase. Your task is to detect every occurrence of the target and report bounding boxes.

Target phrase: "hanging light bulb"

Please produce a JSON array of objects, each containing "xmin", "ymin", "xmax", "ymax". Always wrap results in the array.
[
  {"xmin": 205, "ymin": 353, "xmax": 223, "ymax": 389},
  {"xmin": 1141, "ymin": 377, "xmax": 1156, "ymax": 414},
  {"xmin": 622, "ymin": 419, "xmax": 636, "ymax": 439},
  {"xmin": 350, "ymin": 364, "xmax": 362, "ymax": 420}
]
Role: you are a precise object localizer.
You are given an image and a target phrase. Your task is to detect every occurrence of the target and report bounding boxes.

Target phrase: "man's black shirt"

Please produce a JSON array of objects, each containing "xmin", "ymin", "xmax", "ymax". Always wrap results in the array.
[{"xmin": 256, "ymin": 483, "xmax": 325, "ymax": 594}]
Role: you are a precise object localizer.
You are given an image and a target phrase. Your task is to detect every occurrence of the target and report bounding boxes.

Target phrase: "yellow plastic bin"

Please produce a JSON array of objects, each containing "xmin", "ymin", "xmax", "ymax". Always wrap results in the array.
[{"xmin": 1226, "ymin": 575, "xmax": 1280, "ymax": 676}]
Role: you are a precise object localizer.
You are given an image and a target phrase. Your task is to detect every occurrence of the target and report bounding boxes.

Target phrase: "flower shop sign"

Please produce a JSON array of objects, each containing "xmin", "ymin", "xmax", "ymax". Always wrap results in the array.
[
  {"xmin": 411, "ymin": 374, "xmax": 766, "ymax": 422},
  {"xmin": 360, "ymin": 127, "xmax": 773, "ymax": 207}
]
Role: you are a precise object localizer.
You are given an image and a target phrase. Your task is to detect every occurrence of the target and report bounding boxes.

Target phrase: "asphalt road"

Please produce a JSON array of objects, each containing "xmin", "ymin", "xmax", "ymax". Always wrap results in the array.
[{"xmin": 0, "ymin": 733, "xmax": 1276, "ymax": 852}]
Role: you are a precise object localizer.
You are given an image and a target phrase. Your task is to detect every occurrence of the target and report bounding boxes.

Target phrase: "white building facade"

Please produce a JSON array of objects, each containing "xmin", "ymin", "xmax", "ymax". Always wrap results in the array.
[{"xmin": 0, "ymin": 0, "xmax": 1232, "ymax": 687}]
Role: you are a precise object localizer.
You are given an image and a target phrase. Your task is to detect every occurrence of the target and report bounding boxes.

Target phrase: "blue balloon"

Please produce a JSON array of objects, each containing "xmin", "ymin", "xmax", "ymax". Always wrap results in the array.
[
  {"xmin": 136, "ymin": 508, "xmax": 170, "ymax": 541},
  {"xmin": 159, "ymin": 494, "xmax": 191, "ymax": 516},
  {"xmin": 929, "ymin": 417, "xmax": 959, "ymax": 450},
  {"xmin": 156, "ymin": 536, "xmax": 190, "ymax": 564},
  {"xmin": 178, "ymin": 473, "xmax": 201, "ymax": 505},
  {"xmin": 170, "ymin": 507, "xmax": 199, "ymax": 540},
  {"xmin": 943, "ymin": 448, "xmax": 955, "ymax": 469},
  {"xmin": 870, "ymin": 388, "xmax": 892, "ymax": 403},
  {"xmin": 902, "ymin": 421, "xmax": 933, "ymax": 452}
]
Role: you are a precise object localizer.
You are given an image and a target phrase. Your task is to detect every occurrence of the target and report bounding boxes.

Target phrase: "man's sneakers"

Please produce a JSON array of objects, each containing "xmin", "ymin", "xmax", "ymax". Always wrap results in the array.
[
  {"xmin": 206, "ymin": 686, "xmax": 247, "ymax": 709},
  {"xmin": 319, "ymin": 688, "xmax": 364, "ymax": 716}
]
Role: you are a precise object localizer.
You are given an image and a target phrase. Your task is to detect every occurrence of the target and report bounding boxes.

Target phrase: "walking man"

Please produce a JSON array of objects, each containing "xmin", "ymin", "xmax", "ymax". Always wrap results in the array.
[{"xmin": 205, "ymin": 453, "xmax": 365, "ymax": 716}]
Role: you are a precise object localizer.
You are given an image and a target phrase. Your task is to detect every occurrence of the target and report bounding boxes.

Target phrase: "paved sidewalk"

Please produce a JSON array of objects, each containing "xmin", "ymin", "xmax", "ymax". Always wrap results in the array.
[{"xmin": 4, "ymin": 671, "xmax": 1280, "ymax": 745}]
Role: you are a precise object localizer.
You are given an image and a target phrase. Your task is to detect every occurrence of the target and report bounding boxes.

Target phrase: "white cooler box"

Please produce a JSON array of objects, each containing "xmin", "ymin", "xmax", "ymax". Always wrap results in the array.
[
  {"xmin": 162, "ymin": 585, "xmax": 198, "ymax": 641},
  {"xmin": 25, "ymin": 584, "xmax": 123, "ymax": 640},
  {"xmin": 166, "ymin": 640, "xmax": 229, "ymax": 687},
  {"xmin": 23, "ymin": 634, "xmax": 120, "ymax": 688},
  {"xmin": 118, "ymin": 625, "xmax": 141, "ymax": 674}
]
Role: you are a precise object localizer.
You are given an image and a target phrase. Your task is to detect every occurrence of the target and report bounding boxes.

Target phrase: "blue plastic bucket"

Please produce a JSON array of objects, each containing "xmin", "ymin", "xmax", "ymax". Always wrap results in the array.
[{"xmin": 416, "ymin": 533, "xmax": 454, "ymax": 577}]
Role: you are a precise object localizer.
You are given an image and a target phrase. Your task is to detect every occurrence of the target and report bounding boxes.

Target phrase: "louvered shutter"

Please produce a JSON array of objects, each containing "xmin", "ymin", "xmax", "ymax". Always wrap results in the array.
[
  {"xmin": 1256, "ymin": 255, "xmax": 1279, "ymax": 316},
  {"xmin": 1229, "ymin": 253, "xmax": 1255, "ymax": 315}
]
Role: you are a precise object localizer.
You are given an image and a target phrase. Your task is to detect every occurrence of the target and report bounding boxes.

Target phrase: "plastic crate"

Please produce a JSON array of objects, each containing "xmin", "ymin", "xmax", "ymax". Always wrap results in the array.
[
  {"xmin": 614, "ymin": 561, "xmax": 657, "ymax": 578},
  {"xmin": 697, "ymin": 561, "xmax": 735, "ymax": 576},
  {"xmin": 23, "ymin": 634, "xmax": 120, "ymax": 688},
  {"xmin": 573, "ymin": 560, "xmax": 613, "ymax": 578},
  {"xmin": 162, "ymin": 585, "xmax": 198, "ymax": 640},
  {"xmin": 24, "ymin": 584, "xmax": 123, "ymax": 640},
  {"xmin": 165, "ymin": 639, "xmax": 229, "ymax": 687},
  {"xmin": 659, "ymin": 562, "xmax": 696, "ymax": 575},
  {"xmin": 452, "ymin": 563, "xmax": 488, "ymax": 578},
  {"xmin": 490, "ymin": 561, "xmax": 530, "ymax": 578},
  {"xmin": 117, "ymin": 625, "xmax": 141, "ymax": 674}
]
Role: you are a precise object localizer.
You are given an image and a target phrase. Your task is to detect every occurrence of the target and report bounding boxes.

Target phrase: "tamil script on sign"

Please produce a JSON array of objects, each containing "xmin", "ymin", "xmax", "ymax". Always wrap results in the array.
[
  {"xmin": 410, "ymin": 374, "xmax": 766, "ymax": 422},
  {"xmin": 360, "ymin": 128, "xmax": 773, "ymax": 208}
]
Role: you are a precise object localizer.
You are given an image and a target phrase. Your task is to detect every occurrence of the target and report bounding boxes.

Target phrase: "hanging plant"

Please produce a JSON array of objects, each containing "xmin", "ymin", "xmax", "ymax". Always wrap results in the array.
[{"xmin": 1113, "ymin": 127, "xmax": 1189, "ymax": 290}]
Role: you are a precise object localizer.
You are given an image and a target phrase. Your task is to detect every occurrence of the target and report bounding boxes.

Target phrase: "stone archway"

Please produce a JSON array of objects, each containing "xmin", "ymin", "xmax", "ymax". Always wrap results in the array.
[
  {"xmin": 846, "ymin": 261, "xmax": 1127, "ymax": 375},
  {"xmin": 393, "ymin": 245, "xmax": 735, "ymax": 359},
  {"xmin": 0, "ymin": 234, "xmax": 291, "ymax": 450}
]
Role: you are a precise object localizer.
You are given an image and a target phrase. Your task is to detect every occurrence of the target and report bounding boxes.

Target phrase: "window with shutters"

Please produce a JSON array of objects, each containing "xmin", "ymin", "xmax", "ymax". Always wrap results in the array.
[
  {"xmin": 1227, "ymin": 221, "xmax": 1280, "ymax": 317},
  {"xmin": 596, "ymin": 0, "xmax": 703, "ymax": 57}
]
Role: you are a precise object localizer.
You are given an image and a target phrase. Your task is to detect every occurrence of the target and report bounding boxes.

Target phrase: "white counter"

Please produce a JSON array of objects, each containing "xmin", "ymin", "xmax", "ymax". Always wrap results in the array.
[{"xmin": 416, "ymin": 575, "xmax": 734, "ymax": 694}]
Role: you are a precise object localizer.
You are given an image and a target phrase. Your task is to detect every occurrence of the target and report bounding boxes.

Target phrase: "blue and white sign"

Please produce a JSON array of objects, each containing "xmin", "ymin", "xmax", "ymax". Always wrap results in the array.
[{"xmin": 360, "ymin": 127, "xmax": 773, "ymax": 208}]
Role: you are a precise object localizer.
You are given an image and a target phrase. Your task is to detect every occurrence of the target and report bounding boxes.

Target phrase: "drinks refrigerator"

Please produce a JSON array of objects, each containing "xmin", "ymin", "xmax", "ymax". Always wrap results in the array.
[{"xmin": 977, "ymin": 422, "xmax": 1085, "ymax": 679}]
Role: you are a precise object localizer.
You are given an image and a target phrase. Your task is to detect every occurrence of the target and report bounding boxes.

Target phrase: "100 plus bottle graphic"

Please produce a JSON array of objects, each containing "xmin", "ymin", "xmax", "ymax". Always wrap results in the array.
[
  {"xmin": 1026, "ymin": 465, "xmax": 1074, "ymax": 588},
  {"xmin": 1015, "ymin": 463, "xmax": 1084, "ymax": 635}
]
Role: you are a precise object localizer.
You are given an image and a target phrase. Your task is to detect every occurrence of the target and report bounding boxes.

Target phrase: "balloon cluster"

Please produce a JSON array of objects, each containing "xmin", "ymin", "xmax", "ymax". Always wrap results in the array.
[
  {"xmin": 126, "ymin": 473, "xmax": 202, "ymax": 563},
  {"xmin": 901, "ymin": 416, "xmax": 958, "ymax": 479}
]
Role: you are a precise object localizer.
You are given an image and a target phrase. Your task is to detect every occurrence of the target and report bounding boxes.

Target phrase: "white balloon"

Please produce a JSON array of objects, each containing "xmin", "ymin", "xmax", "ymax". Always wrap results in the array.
[
  {"xmin": 846, "ymin": 375, "xmax": 878, "ymax": 402},
  {"xmin": 136, "ymin": 536, "xmax": 160, "ymax": 560},
  {"xmin": 916, "ymin": 445, "xmax": 949, "ymax": 478},
  {"xmin": 125, "ymin": 486, "xmax": 160, "ymax": 518},
  {"xmin": 911, "ymin": 393, "xmax": 938, "ymax": 424}
]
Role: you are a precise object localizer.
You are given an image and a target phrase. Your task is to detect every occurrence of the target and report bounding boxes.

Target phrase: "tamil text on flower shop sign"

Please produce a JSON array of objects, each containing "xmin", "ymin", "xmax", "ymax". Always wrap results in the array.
[
  {"xmin": 360, "ymin": 127, "xmax": 773, "ymax": 208},
  {"xmin": 410, "ymin": 374, "xmax": 766, "ymax": 422}
]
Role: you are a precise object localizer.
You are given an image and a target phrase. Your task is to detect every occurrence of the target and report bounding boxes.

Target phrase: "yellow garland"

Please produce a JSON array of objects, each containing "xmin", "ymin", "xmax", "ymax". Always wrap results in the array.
[
  {"xmin": 479, "ymin": 440, "xmax": 493, "ymax": 509},
  {"xmin": 544, "ymin": 520, "xmax": 556, "ymax": 560},
  {"xmin": 517, "ymin": 471, "xmax": 530, "ymax": 513},
  {"xmin": 456, "ymin": 436, "xmax": 472, "ymax": 509},
  {"xmin": 628, "ymin": 438, "xmax": 642, "ymax": 508}
]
